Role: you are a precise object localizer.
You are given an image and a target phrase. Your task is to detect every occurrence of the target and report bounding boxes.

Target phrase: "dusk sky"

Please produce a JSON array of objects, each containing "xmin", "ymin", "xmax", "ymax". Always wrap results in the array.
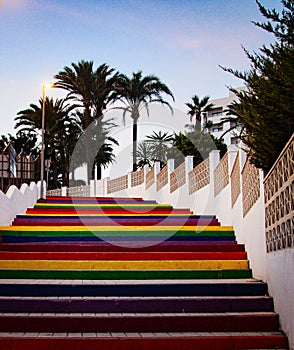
[{"xmin": 0, "ymin": 0, "xmax": 280, "ymax": 136}]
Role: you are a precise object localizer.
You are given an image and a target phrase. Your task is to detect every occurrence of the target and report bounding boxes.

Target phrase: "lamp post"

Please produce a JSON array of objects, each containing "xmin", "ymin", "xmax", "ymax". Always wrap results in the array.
[{"xmin": 40, "ymin": 82, "xmax": 54, "ymax": 199}]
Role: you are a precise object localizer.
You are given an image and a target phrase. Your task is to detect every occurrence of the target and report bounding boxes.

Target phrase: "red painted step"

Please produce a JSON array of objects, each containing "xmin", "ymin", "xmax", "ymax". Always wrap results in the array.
[
  {"xmin": 0, "ymin": 313, "xmax": 279, "ymax": 332},
  {"xmin": 26, "ymin": 208, "xmax": 193, "ymax": 214},
  {"xmin": 0, "ymin": 333, "xmax": 288, "ymax": 350},
  {"xmin": 0, "ymin": 251, "xmax": 247, "ymax": 260},
  {"xmin": 12, "ymin": 218, "xmax": 220, "ymax": 226},
  {"xmin": 0, "ymin": 243, "xmax": 245, "ymax": 252}
]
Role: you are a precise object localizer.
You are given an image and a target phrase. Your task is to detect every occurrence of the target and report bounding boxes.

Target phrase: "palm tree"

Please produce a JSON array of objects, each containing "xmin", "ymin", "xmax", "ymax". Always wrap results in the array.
[
  {"xmin": 186, "ymin": 95, "xmax": 214, "ymax": 130},
  {"xmin": 219, "ymin": 100, "xmax": 246, "ymax": 141},
  {"xmin": 146, "ymin": 131, "xmax": 173, "ymax": 168},
  {"xmin": 54, "ymin": 60, "xmax": 120, "ymax": 181},
  {"xmin": 135, "ymin": 141, "xmax": 155, "ymax": 169},
  {"xmin": 112, "ymin": 71, "xmax": 174, "ymax": 171},
  {"xmin": 15, "ymin": 97, "xmax": 79, "ymax": 188}
]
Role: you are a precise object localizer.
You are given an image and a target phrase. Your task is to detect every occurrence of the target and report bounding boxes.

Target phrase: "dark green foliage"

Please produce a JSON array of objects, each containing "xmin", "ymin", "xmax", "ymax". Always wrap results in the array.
[
  {"xmin": 186, "ymin": 95, "xmax": 214, "ymax": 130},
  {"xmin": 0, "ymin": 133, "xmax": 38, "ymax": 157},
  {"xmin": 54, "ymin": 61, "xmax": 120, "ymax": 180},
  {"xmin": 221, "ymin": 0, "xmax": 294, "ymax": 173},
  {"xmin": 167, "ymin": 130, "xmax": 227, "ymax": 168},
  {"xmin": 15, "ymin": 97, "xmax": 80, "ymax": 189},
  {"xmin": 146, "ymin": 131, "xmax": 174, "ymax": 168}
]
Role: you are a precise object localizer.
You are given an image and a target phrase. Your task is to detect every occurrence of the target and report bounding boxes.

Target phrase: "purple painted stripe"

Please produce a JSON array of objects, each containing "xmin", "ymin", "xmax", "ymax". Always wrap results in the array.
[{"xmin": 0, "ymin": 297, "xmax": 274, "ymax": 313}]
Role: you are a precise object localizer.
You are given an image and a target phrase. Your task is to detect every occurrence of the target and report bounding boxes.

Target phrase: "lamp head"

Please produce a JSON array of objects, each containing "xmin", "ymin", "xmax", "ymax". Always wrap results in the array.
[{"xmin": 43, "ymin": 82, "xmax": 54, "ymax": 89}]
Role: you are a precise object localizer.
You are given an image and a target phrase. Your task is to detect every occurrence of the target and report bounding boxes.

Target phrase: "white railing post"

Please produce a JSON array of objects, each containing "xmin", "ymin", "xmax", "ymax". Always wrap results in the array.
[
  {"xmin": 209, "ymin": 150, "xmax": 220, "ymax": 186},
  {"xmin": 143, "ymin": 164, "xmax": 149, "ymax": 185},
  {"xmin": 228, "ymin": 145, "xmax": 238, "ymax": 174},
  {"xmin": 61, "ymin": 186, "xmax": 67, "ymax": 197},
  {"xmin": 127, "ymin": 172, "xmax": 132, "ymax": 188},
  {"xmin": 185, "ymin": 156, "xmax": 194, "ymax": 182},
  {"xmin": 90, "ymin": 180, "xmax": 95, "ymax": 197},
  {"xmin": 95, "ymin": 180, "xmax": 104, "ymax": 196},
  {"xmin": 154, "ymin": 161, "xmax": 161, "ymax": 190},
  {"xmin": 167, "ymin": 159, "xmax": 174, "ymax": 190}
]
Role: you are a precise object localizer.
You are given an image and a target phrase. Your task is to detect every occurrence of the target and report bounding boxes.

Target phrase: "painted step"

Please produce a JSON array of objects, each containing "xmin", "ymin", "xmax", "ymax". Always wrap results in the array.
[
  {"xmin": 0, "ymin": 242, "xmax": 246, "ymax": 252},
  {"xmin": 34, "ymin": 203, "xmax": 174, "ymax": 209},
  {"xmin": 12, "ymin": 217, "xmax": 220, "ymax": 226},
  {"xmin": 0, "ymin": 296, "xmax": 274, "ymax": 313},
  {"xmin": 0, "ymin": 226, "xmax": 235, "ymax": 237},
  {"xmin": 0, "ymin": 332, "xmax": 288, "ymax": 350},
  {"xmin": 0, "ymin": 281, "xmax": 265, "ymax": 296},
  {"xmin": 0, "ymin": 312, "xmax": 279, "ymax": 332},
  {"xmin": 0, "ymin": 259, "xmax": 249, "ymax": 270},
  {"xmin": 26, "ymin": 208, "xmax": 194, "ymax": 214},
  {"xmin": 2, "ymin": 236, "xmax": 236, "ymax": 244},
  {"xmin": 0, "ymin": 269, "xmax": 252, "ymax": 279},
  {"xmin": 44, "ymin": 196, "xmax": 156, "ymax": 203},
  {"xmin": 0, "ymin": 251, "xmax": 247, "ymax": 260}
]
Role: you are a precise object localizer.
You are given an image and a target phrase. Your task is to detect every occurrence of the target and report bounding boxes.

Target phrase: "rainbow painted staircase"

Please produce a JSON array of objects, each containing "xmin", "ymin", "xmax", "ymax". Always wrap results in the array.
[{"xmin": 0, "ymin": 196, "xmax": 288, "ymax": 349}]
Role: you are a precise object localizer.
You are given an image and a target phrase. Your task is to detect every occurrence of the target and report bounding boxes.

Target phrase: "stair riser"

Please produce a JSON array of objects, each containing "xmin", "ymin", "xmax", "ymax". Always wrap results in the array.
[
  {"xmin": 0, "ymin": 336, "xmax": 288, "ymax": 350},
  {"xmin": 0, "ymin": 243, "xmax": 245, "ymax": 252},
  {"xmin": 0, "ymin": 283, "xmax": 266, "ymax": 297},
  {"xmin": 26, "ymin": 209, "xmax": 193, "ymax": 214},
  {"xmin": 0, "ymin": 252, "xmax": 247, "ymax": 260},
  {"xmin": 0, "ymin": 259, "xmax": 249, "ymax": 270},
  {"xmin": 0, "ymin": 269, "xmax": 252, "ymax": 279},
  {"xmin": 2, "ymin": 236, "xmax": 236, "ymax": 243},
  {"xmin": 0, "ymin": 315, "xmax": 279, "ymax": 332},
  {"xmin": 0, "ymin": 298, "xmax": 274, "ymax": 313},
  {"xmin": 12, "ymin": 219, "xmax": 220, "ymax": 226}
]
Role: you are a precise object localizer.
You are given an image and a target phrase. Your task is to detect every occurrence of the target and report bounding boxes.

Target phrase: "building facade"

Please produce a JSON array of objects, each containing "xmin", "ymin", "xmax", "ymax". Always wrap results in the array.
[{"xmin": 205, "ymin": 88, "xmax": 244, "ymax": 147}]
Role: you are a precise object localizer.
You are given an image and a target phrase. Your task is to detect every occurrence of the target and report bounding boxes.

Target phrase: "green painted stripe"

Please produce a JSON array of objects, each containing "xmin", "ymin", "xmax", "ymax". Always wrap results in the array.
[
  {"xmin": 1, "ymin": 230, "xmax": 235, "ymax": 237},
  {"xmin": 0, "ymin": 269, "xmax": 252, "ymax": 279}
]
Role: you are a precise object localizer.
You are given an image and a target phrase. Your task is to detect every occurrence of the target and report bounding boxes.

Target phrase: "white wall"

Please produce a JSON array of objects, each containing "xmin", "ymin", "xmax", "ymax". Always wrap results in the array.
[
  {"xmin": 0, "ymin": 181, "xmax": 41, "ymax": 226},
  {"xmin": 267, "ymin": 249, "xmax": 294, "ymax": 349}
]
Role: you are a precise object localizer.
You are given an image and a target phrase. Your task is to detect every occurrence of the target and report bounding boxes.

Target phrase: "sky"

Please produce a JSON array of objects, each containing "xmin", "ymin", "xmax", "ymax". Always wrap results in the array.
[{"xmin": 0, "ymin": 0, "xmax": 281, "ymax": 138}]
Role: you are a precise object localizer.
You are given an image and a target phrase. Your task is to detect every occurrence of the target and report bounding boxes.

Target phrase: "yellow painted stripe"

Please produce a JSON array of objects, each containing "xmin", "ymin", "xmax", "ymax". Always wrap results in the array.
[
  {"xmin": 0, "ymin": 225, "xmax": 233, "ymax": 232},
  {"xmin": 0, "ymin": 260, "xmax": 248, "ymax": 270}
]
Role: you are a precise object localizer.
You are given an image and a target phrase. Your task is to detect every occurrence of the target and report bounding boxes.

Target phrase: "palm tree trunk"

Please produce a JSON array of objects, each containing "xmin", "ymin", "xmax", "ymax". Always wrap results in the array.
[
  {"xmin": 96, "ymin": 163, "xmax": 102, "ymax": 180},
  {"xmin": 84, "ymin": 106, "xmax": 94, "ymax": 184},
  {"xmin": 132, "ymin": 118, "xmax": 138, "ymax": 172}
]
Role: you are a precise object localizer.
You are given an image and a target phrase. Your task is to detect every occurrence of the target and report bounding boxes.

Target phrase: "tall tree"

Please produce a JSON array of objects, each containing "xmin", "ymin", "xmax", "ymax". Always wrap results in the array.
[
  {"xmin": 15, "ymin": 97, "xmax": 79, "ymax": 188},
  {"xmin": 186, "ymin": 95, "xmax": 214, "ymax": 130},
  {"xmin": 112, "ymin": 71, "xmax": 174, "ymax": 171},
  {"xmin": 0, "ymin": 132, "xmax": 38, "ymax": 157},
  {"xmin": 54, "ymin": 60, "xmax": 120, "ymax": 180},
  {"xmin": 221, "ymin": 0, "xmax": 294, "ymax": 172}
]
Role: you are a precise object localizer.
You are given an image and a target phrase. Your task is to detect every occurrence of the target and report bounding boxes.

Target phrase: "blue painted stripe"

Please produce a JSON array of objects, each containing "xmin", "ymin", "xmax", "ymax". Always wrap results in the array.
[{"xmin": 2, "ymin": 236, "xmax": 235, "ymax": 243}]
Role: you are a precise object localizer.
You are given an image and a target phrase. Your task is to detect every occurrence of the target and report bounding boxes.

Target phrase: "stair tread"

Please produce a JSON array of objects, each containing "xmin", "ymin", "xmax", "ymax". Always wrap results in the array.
[
  {"xmin": 0, "ymin": 312, "xmax": 278, "ymax": 316},
  {"xmin": 0, "ymin": 331, "xmax": 285, "ymax": 337},
  {"xmin": 0, "ymin": 278, "xmax": 260, "ymax": 284},
  {"xmin": 0, "ymin": 296, "xmax": 272, "ymax": 300}
]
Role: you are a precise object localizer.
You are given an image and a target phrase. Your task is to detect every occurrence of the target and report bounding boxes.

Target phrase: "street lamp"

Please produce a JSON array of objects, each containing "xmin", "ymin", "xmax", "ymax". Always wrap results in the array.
[{"xmin": 40, "ymin": 82, "xmax": 54, "ymax": 199}]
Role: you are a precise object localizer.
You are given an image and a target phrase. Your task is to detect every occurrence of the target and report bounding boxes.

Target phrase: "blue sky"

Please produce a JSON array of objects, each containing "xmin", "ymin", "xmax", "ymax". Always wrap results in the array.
[{"xmin": 0, "ymin": 0, "xmax": 280, "ymax": 135}]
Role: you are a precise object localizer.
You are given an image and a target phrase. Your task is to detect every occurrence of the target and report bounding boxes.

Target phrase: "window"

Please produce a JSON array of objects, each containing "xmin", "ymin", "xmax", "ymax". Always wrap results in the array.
[
  {"xmin": 212, "ymin": 111, "xmax": 223, "ymax": 117},
  {"xmin": 209, "ymin": 107, "xmax": 223, "ymax": 117}
]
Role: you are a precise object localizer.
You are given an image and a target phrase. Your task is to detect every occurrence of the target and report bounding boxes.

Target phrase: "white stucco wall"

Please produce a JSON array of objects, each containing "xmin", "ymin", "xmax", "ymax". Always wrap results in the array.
[{"xmin": 0, "ymin": 181, "xmax": 41, "ymax": 226}]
